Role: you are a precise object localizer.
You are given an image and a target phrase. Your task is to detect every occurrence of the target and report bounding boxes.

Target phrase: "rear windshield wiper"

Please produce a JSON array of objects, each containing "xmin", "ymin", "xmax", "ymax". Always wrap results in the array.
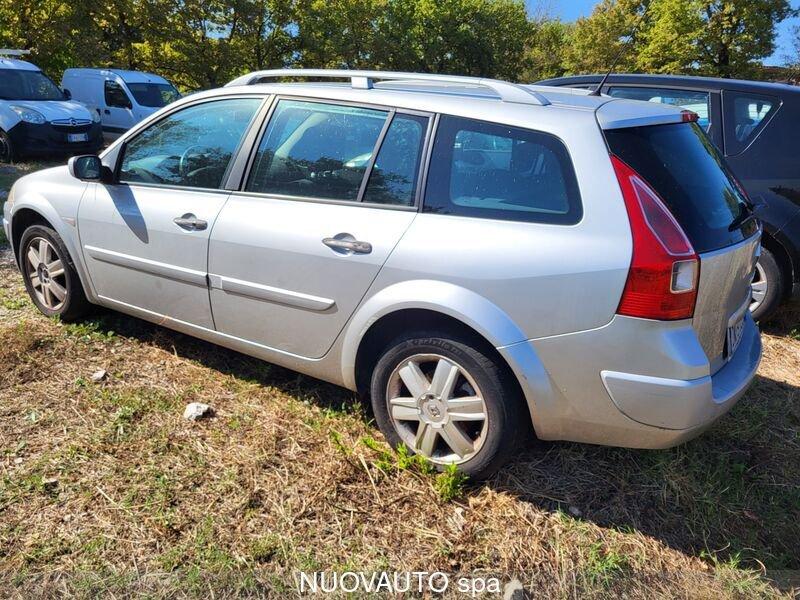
[{"xmin": 728, "ymin": 203, "xmax": 757, "ymax": 232}]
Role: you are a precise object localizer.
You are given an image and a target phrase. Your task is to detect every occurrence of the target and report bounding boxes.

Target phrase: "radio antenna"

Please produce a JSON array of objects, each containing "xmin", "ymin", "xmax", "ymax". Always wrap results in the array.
[{"xmin": 588, "ymin": 5, "xmax": 650, "ymax": 97}]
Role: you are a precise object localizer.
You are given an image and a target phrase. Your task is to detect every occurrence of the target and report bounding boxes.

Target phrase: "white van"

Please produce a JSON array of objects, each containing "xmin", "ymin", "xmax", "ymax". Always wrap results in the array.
[
  {"xmin": 0, "ymin": 50, "xmax": 103, "ymax": 162},
  {"xmin": 61, "ymin": 69, "xmax": 180, "ymax": 140}
]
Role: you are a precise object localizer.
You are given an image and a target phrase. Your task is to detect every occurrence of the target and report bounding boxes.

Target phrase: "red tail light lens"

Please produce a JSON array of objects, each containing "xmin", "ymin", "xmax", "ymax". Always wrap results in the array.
[{"xmin": 611, "ymin": 155, "xmax": 699, "ymax": 320}]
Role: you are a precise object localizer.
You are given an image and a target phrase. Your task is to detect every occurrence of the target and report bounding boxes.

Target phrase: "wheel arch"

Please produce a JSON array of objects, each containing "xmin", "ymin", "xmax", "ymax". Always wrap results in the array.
[
  {"xmin": 10, "ymin": 205, "xmax": 96, "ymax": 302},
  {"xmin": 340, "ymin": 280, "xmax": 558, "ymax": 436}
]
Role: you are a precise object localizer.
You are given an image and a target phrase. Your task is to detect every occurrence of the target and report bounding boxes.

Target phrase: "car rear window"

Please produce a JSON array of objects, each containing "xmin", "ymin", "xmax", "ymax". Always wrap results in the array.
[
  {"xmin": 605, "ymin": 122, "xmax": 758, "ymax": 253},
  {"xmin": 423, "ymin": 115, "xmax": 582, "ymax": 225}
]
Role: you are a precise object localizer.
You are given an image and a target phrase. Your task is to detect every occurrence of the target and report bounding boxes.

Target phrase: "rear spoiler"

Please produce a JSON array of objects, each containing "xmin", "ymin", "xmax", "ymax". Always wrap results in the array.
[{"xmin": 596, "ymin": 98, "xmax": 685, "ymax": 130}]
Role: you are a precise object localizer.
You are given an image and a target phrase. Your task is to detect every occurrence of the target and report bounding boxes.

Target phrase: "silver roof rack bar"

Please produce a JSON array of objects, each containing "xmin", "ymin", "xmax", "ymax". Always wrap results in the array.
[
  {"xmin": 225, "ymin": 69, "xmax": 550, "ymax": 107},
  {"xmin": 0, "ymin": 49, "xmax": 31, "ymax": 57}
]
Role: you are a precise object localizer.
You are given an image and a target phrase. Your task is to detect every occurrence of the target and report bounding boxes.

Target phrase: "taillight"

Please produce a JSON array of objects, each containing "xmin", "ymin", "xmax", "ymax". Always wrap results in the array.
[
  {"xmin": 680, "ymin": 110, "xmax": 699, "ymax": 123},
  {"xmin": 611, "ymin": 155, "xmax": 699, "ymax": 320}
]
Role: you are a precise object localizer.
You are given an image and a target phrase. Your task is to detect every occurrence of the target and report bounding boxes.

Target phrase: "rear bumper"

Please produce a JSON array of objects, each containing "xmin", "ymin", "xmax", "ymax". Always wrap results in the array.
[
  {"xmin": 501, "ymin": 312, "xmax": 761, "ymax": 449},
  {"xmin": 7, "ymin": 121, "xmax": 103, "ymax": 157},
  {"xmin": 601, "ymin": 314, "xmax": 760, "ymax": 442}
]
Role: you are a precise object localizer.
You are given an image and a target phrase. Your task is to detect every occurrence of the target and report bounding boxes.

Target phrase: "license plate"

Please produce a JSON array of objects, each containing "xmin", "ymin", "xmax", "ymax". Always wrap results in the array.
[
  {"xmin": 67, "ymin": 133, "xmax": 88, "ymax": 143},
  {"xmin": 726, "ymin": 317, "xmax": 745, "ymax": 361}
]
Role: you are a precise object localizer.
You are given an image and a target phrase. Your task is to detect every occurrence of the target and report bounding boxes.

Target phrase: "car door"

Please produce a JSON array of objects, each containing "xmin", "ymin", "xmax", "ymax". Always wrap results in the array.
[
  {"xmin": 78, "ymin": 96, "xmax": 265, "ymax": 329},
  {"xmin": 208, "ymin": 98, "xmax": 431, "ymax": 358},
  {"xmin": 102, "ymin": 79, "xmax": 136, "ymax": 138}
]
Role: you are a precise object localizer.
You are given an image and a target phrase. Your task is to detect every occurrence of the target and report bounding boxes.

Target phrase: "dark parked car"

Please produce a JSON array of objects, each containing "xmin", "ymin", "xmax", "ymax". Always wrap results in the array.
[{"xmin": 538, "ymin": 74, "xmax": 800, "ymax": 321}]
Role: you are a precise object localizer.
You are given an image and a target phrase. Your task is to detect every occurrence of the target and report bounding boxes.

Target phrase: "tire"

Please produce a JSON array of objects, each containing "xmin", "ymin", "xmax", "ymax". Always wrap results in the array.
[
  {"xmin": 19, "ymin": 225, "xmax": 92, "ymax": 322},
  {"xmin": 750, "ymin": 247, "xmax": 783, "ymax": 322},
  {"xmin": 0, "ymin": 129, "xmax": 16, "ymax": 163},
  {"xmin": 370, "ymin": 332, "xmax": 529, "ymax": 479}
]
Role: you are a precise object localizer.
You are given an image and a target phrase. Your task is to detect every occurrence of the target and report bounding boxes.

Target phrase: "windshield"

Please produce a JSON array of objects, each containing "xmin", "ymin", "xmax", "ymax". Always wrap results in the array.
[
  {"xmin": 0, "ymin": 69, "xmax": 65, "ymax": 100},
  {"xmin": 126, "ymin": 82, "xmax": 180, "ymax": 108},
  {"xmin": 605, "ymin": 122, "xmax": 757, "ymax": 253}
]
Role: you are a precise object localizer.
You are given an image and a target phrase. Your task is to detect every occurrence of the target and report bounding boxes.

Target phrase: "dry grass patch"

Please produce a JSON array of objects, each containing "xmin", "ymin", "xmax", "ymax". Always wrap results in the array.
[{"xmin": 0, "ymin": 237, "xmax": 798, "ymax": 598}]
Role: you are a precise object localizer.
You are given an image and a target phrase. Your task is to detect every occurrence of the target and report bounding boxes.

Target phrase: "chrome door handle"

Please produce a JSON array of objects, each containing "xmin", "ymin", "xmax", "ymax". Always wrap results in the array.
[
  {"xmin": 173, "ymin": 213, "xmax": 207, "ymax": 231},
  {"xmin": 323, "ymin": 236, "xmax": 372, "ymax": 254}
]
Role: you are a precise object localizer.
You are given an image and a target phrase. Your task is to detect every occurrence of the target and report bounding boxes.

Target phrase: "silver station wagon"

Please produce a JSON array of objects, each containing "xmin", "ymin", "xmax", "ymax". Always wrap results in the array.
[{"xmin": 3, "ymin": 70, "xmax": 762, "ymax": 478}]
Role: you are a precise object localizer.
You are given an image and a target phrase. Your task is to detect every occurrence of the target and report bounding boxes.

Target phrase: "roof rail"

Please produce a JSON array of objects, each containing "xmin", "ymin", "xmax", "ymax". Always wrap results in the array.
[
  {"xmin": 225, "ymin": 69, "xmax": 550, "ymax": 106},
  {"xmin": 0, "ymin": 49, "xmax": 31, "ymax": 57}
]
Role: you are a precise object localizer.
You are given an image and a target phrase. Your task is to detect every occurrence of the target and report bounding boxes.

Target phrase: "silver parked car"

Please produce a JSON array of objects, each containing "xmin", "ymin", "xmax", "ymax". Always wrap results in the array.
[{"xmin": 2, "ymin": 70, "xmax": 762, "ymax": 478}]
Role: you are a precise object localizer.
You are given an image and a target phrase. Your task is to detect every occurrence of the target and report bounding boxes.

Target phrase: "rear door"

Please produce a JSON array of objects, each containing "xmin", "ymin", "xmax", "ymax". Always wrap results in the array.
[
  {"xmin": 208, "ymin": 98, "xmax": 430, "ymax": 359},
  {"xmin": 605, "ymin": 121, "xmax": 760, "ymax": 372},
  {"xmin": 79, "ymin": 96, "xmax": 264, "ymax": 328}
]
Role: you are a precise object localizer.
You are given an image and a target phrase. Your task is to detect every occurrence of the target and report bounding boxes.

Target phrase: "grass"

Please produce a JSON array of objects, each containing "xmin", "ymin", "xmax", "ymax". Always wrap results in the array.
[{"xmin": 0, "ymin": 175, "xmax": 799, "ymax": 596}]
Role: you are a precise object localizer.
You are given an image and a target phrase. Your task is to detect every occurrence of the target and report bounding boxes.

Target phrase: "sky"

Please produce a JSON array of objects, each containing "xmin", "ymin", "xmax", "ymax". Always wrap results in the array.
[{"xmin": 536, "ymin": 0, "xmax": 799, "ymax": 66}]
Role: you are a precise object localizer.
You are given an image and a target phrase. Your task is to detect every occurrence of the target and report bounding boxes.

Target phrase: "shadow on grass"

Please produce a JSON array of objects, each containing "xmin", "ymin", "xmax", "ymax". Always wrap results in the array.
[{"xmin": 67, "ymin": 308, "xmax": 800, "ymax": 575}]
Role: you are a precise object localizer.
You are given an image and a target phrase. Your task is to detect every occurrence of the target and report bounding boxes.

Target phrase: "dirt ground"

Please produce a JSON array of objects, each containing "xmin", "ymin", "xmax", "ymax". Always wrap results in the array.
[{"xmin": 0, "ymin": 163, "xmax": 799, "ymax": 598}]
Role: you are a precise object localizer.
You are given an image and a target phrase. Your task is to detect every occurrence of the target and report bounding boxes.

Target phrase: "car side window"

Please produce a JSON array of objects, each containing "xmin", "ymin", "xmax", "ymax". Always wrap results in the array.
[
  {"xmin": 119, "ymin": 98, "xmax": 262, "ymax": 190},
  {"xmin": 423, "ymin": 115, "xmax": 582, "ymax": 225},
  {"xmin": 608, "ymin": 87, "xmax": 712, "ymax": 130},
  {"xmin": 246, "ymin": 99, "xmax": 389, "ymax": 201},
  {"xmin": 362, "ymin": 113, "xmax": 428, "ymax": 206},
  {"xmin": 722, "ymin": 90, "xmax": 778, "ymax": 156},
  {"xmin": 104, "ymin": 81, "xmax": 132, "ymax": 109}
]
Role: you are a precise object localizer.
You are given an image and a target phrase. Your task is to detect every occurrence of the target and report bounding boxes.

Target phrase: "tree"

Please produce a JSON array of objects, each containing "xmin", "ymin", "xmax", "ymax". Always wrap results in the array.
[
  {"xmin": 693, "ymin": 0, "xmax": 792, "ymax": 78},
  {"xmin": 294, "ymin": 0, "xmax": 531, "ymax": 79},
  {"xmin": 562, "ymin": 0, "xmax": 649, "ymax": 75},
  {"xmin": 520, "ymin": 19, "xmax": 572, "ymax": 81},
  {"xmin": 564, "ymin": 0, "xmax": 793, "ymax": 79}
]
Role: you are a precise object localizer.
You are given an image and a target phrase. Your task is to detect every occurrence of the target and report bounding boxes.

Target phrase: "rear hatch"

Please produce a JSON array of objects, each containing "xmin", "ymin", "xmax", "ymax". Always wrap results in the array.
[{"xmin": 604, "ymin": 119, "xmax": 760, "ymax": 373}]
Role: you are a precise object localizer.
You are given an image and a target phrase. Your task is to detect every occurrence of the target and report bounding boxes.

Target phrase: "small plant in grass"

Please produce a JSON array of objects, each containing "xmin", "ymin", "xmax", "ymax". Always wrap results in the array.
[
  {"xmin": 584, "ymin": 542, "xmax": 628, "ymax": 587},
  {"xmin": 59, "ymin": 318, "xmax": 116, "ymax": 342},
  {"xmin": 434, "ymin": 463, "xmax": 468, "ymax": 502},
  {"xmin": 361, "ymin": 436, "xmax": 435, "ymax": 475},
  {"xmin": 330, "ymin": 429, "xmax": 352, "ymax": 457},
  {"xmin": 0, "ymin": 227, "xmax": 7, "ymax": 246},
  {"xmin": 0, "ymin": 292, "xmax": 26, "ymax": 310},
  {"xmin": 249, "ymin": 534, "xmax": 282, "ymax": 564}
]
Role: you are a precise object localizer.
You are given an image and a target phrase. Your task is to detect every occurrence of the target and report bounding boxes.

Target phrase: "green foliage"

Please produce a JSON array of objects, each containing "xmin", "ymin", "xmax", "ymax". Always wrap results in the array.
[
  {"xmin": 433, "ymin": 463, "xmax": 468, "ymax": 501},
  {"xmin": 0, "ymin": 0, "xmax": 792, "ymax": 92},
  {"xmin": 583, "ymin": 542, "xmax": 629, "ymax": 586},
  {"xmin": 566, "ymin": 0, "xmax": 793, "ymax": 79}
]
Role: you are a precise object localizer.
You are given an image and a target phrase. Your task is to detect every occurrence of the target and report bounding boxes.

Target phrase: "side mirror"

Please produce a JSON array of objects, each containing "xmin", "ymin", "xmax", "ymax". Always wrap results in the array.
[
  {"xmin": 68, "ymin": 155, "xmax": 108, "ymax": 182},
  {"xmin": 63, "ymin": 88, "xmax": 71, "ymax": 100}
]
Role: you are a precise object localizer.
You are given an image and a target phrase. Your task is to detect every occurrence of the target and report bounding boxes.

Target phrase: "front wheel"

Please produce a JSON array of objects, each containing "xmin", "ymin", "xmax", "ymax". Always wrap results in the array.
[
  {"xmin": 20, "ymin": 225, "xmax": 92, "ymax": 321},
  {"xmin": 370, "ymin": 332, "xmax": 529, "ymax": 479}
]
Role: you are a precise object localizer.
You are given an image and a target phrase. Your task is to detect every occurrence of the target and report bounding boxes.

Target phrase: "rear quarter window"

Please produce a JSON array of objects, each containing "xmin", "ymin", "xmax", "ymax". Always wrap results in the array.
[
  {"xmin": 424, "ymin": 115, "xmax": 582, "ymax": 225},
  {"xmin": 722, "ymin": 90, "xmax": 780, "ymax": 156}
]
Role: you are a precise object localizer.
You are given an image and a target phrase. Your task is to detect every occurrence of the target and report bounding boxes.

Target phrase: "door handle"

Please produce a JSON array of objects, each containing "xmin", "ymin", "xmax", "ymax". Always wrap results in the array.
[
  {"xmin": 173, "ymin": 213, "xmax": 208, "ymax": 231},
  {"xmin": 323, "ymin": 235, "xmax": 372, "ymax": 254},
  {"xmin": 104, "ymin": 109, "xmax": 110, "ymax": 115}
]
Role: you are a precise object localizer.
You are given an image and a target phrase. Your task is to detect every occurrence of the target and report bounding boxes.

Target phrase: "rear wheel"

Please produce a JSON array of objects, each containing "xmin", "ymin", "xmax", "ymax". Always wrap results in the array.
[
  {"xmin": 750, "ymin": 248, "xmax": 783, "ymax": 322},
  {"xmin": 370, "ymin": 332, "xmax": 529, "ymax": 479},
  {"xmin": 20, "ymin": 225, "xmax": 92, "ymax": 321},
  {"xmin": 0, "ymin": 129, "xmax": 16, "ymax": 163}
]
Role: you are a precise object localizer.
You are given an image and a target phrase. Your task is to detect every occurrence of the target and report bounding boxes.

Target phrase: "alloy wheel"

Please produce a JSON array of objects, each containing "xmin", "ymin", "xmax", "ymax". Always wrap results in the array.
[
  {"xmin": 24, "ymin": 237, "xmax": 68, "ymax": 311},
  {"xmin": 386, "ymin": 353, "xmax": 488, "ymax": 465},
  {"xmin": 750, "ymin": 260, "xmax": 768, "ymax": 313}
]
